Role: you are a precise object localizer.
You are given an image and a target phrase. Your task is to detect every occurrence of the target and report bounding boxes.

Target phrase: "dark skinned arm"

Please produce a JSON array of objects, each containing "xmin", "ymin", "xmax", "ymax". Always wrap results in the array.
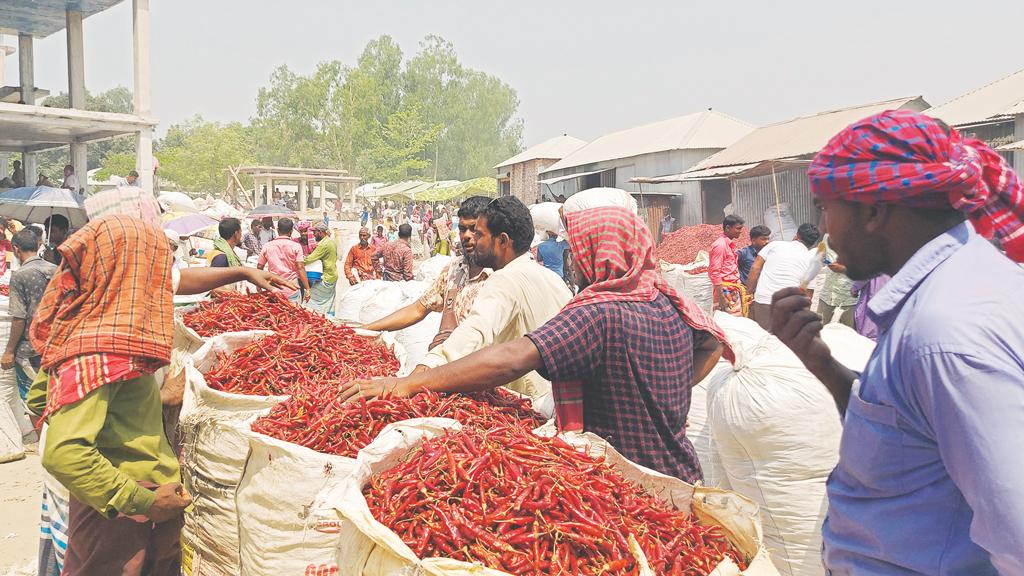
[
  {"xmin": 692, "ymin": 330, "xmax": 724, "ymax": 383},
  {"xmin": 177, "ymin": 267, "xmax": 296, "ymax": 296},
  {"xmin": 363, "ymin": 300, "xmax": 431, "ymax": 332},
  {"xmin": 745, "ymin": 255, "xmax": 765, "ymax": 295},
  {"xmin": 338, "ymin": 336, "xmax": 543, "ymax": 402},
  {"xmin": 1, "ymin": 318, "xmax": 26, "ymax": 370},
  {"xmin": 770, "ymin": 287, "xmax": 856, "ymax": 415}
]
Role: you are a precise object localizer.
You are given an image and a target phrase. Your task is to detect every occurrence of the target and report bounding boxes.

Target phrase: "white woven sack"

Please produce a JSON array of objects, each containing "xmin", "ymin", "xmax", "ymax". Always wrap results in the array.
[
  {"xmin": 321, "ymin": 424, "xmax": 778, "ymax": 576},
  {"xmin": 706, "ymin": 314, "xmax": 841, "ymax": 576}
]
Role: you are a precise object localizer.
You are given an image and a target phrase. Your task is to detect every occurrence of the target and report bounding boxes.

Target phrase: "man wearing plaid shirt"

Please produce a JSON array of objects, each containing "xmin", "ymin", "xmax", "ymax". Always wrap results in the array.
[{"xmin": 343, "ymin": 205, "xmax": 729, "ymax": 482}]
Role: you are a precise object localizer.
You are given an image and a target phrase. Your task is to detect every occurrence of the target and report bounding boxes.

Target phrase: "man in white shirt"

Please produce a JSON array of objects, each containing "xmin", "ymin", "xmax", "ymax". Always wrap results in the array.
[
  {"xmin": 364, "ymin": 196, "xmax": 572, "ymax": 400},
  {"xmin": 61, "ymin": 165, "xmax": 80, "ymax": 193},
  {"xmin": 745, "ymin": 223, "xmax": 820, "ymax": 330}
]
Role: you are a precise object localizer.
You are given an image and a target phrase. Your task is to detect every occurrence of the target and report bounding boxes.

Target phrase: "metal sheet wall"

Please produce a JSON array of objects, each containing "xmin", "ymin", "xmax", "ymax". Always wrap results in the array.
[{"xmin": 730, "ymin": 167, "xmax": 817, "ymax": 228}]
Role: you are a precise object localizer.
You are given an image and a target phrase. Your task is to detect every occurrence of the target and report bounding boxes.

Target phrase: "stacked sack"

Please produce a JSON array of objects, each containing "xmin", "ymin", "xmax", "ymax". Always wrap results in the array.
[{"xmin": 700, "ymin": 313, "xmax": 874, "ymax": 576}]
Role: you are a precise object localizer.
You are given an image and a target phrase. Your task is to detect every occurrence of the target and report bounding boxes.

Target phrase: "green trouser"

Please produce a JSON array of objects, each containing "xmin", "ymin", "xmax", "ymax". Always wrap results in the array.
[{"xmin": 818, "ymin": 301, "xmax": 855, "ymax": 327}]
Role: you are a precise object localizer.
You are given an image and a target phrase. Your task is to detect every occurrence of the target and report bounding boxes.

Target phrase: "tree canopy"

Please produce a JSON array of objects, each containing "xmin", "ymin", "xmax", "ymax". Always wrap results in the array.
[{"xmin": 92, "ymin": 34, "xmax": 525, "ymax": 194}]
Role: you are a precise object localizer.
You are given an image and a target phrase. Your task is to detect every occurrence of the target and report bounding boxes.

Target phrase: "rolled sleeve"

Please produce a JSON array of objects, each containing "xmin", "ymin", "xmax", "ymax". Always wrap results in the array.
[
  {"xmin": 914, "ymin": 351, "xmax": 1024, "ymax": 574},
  {"xmin": 418, "ymin": 264, "xmax": 450, "ymax": 313},
  {"xmin": 420, "ymin": 276, "xmax": 518, "ymax": 368},
  {"xmin": 527, "ymin": 306, "xmax": 602, "ymax": 383}
]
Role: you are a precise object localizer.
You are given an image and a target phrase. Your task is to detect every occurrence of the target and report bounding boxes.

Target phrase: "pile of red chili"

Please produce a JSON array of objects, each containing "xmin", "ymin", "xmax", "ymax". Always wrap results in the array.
[
  {"xmin": 658, "ymin": 224, "xmax": 750, "ymax": 265},
  {"xmin": 204, "ymin": 323, "xmax": 400, "ymax": 396},
  {"xmin": 182, "ymin": 291, "xmax": 329, "ymax": 337},
  {"xmin": 252, "ymin": 388, "xmax": 543, "ymax": 458},
  {"xmin": 365, "ymin": 426, "xmax": 747, "ymax": 576},
  {"xmin": 0, "ymin": 284, "xmax": 8, "ymax": 296}
]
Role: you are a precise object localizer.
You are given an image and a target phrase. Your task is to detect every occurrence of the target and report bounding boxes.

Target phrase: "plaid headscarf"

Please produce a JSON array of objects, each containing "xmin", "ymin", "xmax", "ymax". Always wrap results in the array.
[
  {"xmin": 30, "ymin": 216, "xmax": 173, "ymax": 415},
  {"xmin": 552, "ymin": 206, "xmax": 733, "ymax": 431},
  {"xmin": 809, "ymin": 109, "xmax": 1024, "ymax": 262}
]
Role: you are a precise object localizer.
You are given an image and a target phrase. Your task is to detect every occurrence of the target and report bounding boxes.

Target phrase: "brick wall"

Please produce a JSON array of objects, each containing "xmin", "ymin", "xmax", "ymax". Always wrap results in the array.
[{"xmin": 507, "ymin": 158, "xmax": 556, "ymax": 205}]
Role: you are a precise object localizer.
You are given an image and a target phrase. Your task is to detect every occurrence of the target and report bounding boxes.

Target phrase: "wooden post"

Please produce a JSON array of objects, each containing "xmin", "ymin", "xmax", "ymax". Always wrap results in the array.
[
  {"xmin": 133, "ymin": 0, "xmax": 154, "ymax": 194},
  {"xmin": 18, "ymin": 34, "xmax": 34, "ymax": 105}
]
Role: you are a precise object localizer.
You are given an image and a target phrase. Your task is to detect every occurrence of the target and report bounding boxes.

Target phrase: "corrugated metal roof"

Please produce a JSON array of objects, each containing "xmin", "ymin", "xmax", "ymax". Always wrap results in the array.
[
  {"xmin": 692, "ymin": 96, "xmax": 928, "ymax": 170},
  {"xmin": 494, "ymin": 135, "xmax": 587, "ymax": 170},
  {"xmin": 540, "ymin": 110, "xmax": 754, "ymax": 174},
  {"xmin": 999, "ymin": 139, "xmax": 1024, "ymax": 151},
  {"xmin": 630, "ymin": 163, "xmax": 761, "ymax": 183},
  {"xmin": 924, "ymin": 69, "xmax": 1024, "ymax": 127},
  {"xmin": 537, "ymin": 168, "xmax": 611, "ymax": 185}
]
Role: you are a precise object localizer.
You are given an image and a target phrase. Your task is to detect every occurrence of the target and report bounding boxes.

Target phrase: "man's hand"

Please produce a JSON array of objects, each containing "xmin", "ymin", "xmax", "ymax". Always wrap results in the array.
[
  {"xmin": 1, "ymin": 351, "xmax": 15, "ymax": 371},
  {"xmin": 338, "ymin": 377, "xmax": 407, "ymax": 403},
  {"xmin": 770, "ymin": 287, "xmax": 831, "ymax": 370},
  {"xmin": 146, "ymin": 482, "xmax": 192, "ymax": 523},
  {"xmin": 302, "ymin": 290, "xmax": 312, "ymax": 303},
  {"xmin": 160, "ymin": 367, "xmax": 186, "ymax": 406},
  {"xmin": 243, "ymin": 268, "xmax": 297, "ymax": 293}
]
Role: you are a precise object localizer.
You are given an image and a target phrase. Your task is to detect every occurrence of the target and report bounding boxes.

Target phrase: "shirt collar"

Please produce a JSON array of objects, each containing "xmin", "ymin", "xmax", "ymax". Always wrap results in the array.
[{"xmin": 867, "ymin": 221, "xmax": 973, "ymax": 331}]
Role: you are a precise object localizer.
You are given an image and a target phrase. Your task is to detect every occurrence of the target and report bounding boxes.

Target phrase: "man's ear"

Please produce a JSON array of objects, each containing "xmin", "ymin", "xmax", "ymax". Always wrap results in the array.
[{"xmin": 862, "ymin": 203, "xmax": 889, "ymax": 235}]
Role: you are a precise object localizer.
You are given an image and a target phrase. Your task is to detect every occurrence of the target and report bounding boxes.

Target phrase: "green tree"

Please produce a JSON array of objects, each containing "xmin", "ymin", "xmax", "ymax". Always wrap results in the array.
[
  {"xmin": 366, "ymin": 105, "xmax": 442, "ymax": 182},
  {"xmin": 155, "ymin": 117, "xmax": 255, "ymax": 194},
  {"xmin": 94, "ymin": 152, "xmax": 137, "ymax": 182}
]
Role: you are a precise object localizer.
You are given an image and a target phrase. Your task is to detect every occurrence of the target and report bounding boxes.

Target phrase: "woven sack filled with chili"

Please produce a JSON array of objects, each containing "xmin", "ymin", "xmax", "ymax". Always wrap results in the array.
[
  {"xmin": 317, "ymin": 421, "xmax": 779, "ymax": 576},
  {"xmin": 179, "ymin": 333, "xmax": 287, "ymax": 576}
]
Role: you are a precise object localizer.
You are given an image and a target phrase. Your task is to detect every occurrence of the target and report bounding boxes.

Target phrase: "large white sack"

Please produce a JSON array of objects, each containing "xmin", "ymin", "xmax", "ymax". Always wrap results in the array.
[
  {"xmin": 706, "ymin": 313, "xmax": 841, "ymax": 576},
  {"xmin": 414, "ymin": 255, "xmax": 452, "ymax": 284},
  {"xmin": 563, "ymin": 187, "xmax": 638, "ymax": 215},
  {"xmin": 529, "ymin": 202, "xmax": 563, "ymax": 234},
  {"xmin": 687, "ymin": 358, "xmax": 732, "ymax": 489},
  {"xmin": 239, "ymin": 419, "xmax": 455, "ymax": 576},
  {"xmin": 820, "ymin": 323, "xmax": 875, "ymax": 373},
  {"xmin": 180, "ymin": 332, "xmax": 287, "ymax": 576},
  {"xmin": 354, "ymin": 280, "xmax": 439, "ymax": 372},
  {"xmin": 661, "ymin": 252, "xmax": 713, "ymax": 314},
  {"xmin": 320, "ymin": 425, "xmax": 777, "ymax": 576}
]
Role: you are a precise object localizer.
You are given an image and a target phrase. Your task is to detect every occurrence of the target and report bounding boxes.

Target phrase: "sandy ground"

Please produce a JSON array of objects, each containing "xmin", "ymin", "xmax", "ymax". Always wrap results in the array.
[{"xmin": 0, "ymin": 453, "xmax": 42, "ymax": 575}]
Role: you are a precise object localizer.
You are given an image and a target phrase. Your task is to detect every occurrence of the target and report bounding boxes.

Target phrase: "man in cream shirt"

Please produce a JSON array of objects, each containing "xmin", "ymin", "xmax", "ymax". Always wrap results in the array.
[{"xmin": 416, "ymin": 196, "xmax": 571, "ymax": 399}]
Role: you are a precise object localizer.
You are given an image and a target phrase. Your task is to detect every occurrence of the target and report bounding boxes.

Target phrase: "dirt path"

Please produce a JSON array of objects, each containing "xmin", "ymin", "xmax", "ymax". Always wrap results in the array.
[{"xmin": 0, "ymin": 453, "xmax": 42, "ymax": 575}]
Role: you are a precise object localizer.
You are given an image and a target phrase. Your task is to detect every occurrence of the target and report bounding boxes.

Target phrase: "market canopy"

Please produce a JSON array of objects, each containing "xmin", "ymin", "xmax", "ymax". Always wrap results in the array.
[{"xmin": 416, "ymin": 177, "xmax": 498, "ymax": 202}]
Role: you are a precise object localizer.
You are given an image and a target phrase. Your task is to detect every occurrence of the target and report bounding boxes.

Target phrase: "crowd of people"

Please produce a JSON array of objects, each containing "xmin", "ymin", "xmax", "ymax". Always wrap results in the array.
[{"xmin": 2, "ymin": 109, "xmax": 1023, "ymax": 575}]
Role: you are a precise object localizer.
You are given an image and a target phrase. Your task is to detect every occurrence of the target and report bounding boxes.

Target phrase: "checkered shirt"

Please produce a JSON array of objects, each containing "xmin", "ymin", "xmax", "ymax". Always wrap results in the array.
[{"xmin": 528, "ymin": 293, "xmax": 701, "ymax": 483}]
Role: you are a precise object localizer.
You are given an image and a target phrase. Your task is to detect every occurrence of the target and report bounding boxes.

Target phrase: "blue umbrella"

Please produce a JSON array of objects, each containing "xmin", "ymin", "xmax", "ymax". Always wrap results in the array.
[{"xmin": 0, "ymin": 186, "xmax": 87, "ymax": 227}]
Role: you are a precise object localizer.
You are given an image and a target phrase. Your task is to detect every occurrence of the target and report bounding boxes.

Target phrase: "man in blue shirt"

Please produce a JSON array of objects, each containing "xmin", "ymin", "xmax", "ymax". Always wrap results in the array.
[
  {"xmin": 536, "ymin": 231, "xmax": 569, "ymax": 281},
  {"xmin": 736, "ymin": 225, "xmax": 770, "ymax": 285},
  {"xmin": 771, "ymin": 110, "xmax": 1024, "ymax": 574}
]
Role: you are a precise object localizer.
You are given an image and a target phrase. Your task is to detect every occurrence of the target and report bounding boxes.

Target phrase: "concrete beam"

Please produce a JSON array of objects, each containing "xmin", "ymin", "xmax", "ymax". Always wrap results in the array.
[{"xmin": 18, "ymin": 34, "xmax": 34, "ymax": 105}]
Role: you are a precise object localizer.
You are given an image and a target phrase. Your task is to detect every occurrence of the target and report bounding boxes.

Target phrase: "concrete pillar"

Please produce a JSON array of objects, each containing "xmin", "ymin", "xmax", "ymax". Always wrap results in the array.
[
  {"xmin": 67, "ymin": 10, "xmax": 87, "ymax": 189},
  {"xmin": 23, "ymin": 152, "xmax": 37, "ymax": 188},
  {"xmin": 18, "ymin": 34, "xmax": 34, "ymax": 105},
  {"xmin": 267, "ymin": 179, "xmax": 273, "ymax": 205},
  {"xmin": 133, "ymin": 0, "xmax": 154, "ymax": 195},
  {"xmin": 66, "ymin": 11, "xmax": 86, "ymax": 109},
  {"xmin": 136, "ymin": 128, "xmax": 154, "ymax": 194},
  {"xmin": 298, "ymin": 179, "xmax": 306, "ymax": 213},
  {"xmin": 321, "ymin": 180, "xmax": 327, "ymax": 211}
]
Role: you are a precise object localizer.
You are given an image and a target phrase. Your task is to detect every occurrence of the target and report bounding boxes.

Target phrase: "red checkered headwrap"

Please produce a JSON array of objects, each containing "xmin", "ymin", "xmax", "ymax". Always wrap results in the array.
[
  {"xmin": 809, "ymin": 109, "xmax": 1024, "ymax": 262},
  {"xmin": 550, "ymin": 207, "xmax": 733, "ymax": 431}
]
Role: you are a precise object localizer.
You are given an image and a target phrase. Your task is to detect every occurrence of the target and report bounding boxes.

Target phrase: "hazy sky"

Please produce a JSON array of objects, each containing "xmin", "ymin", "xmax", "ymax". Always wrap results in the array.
[{"xmin": 4, "ymin": 0, "xmax": 1023, "ymax": 148}]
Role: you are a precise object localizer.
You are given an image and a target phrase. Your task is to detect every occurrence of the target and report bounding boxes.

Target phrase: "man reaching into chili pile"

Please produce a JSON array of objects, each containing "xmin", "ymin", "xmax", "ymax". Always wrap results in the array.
[
  {"xmin": 771, "ymin": 110, "xmax": 1024, "ymax": 574},
  {"xmin": 343, "ymin": 205, "xmax": 730, "ymax": 483}
]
